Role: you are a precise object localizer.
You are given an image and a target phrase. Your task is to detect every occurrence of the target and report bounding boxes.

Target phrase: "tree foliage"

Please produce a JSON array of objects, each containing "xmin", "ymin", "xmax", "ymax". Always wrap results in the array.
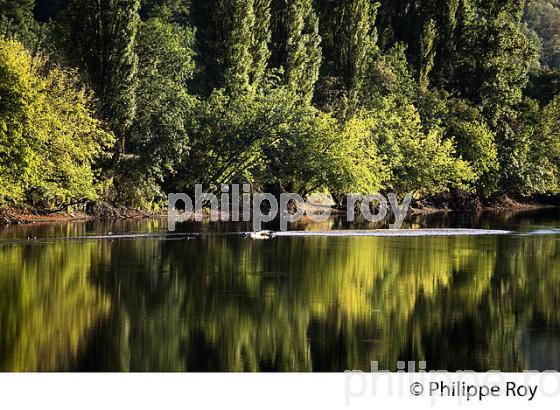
[
  {"xmin": 1, "ymin": 0, "xmax": 559, "ymax": 211},
  {"xmin": 269, "ymin": 0, "xmax": 322, "ymax": 102},
  {"xmin": 0, "ymin": 38, "xmax": 114, "ymax": 207},
  {"xmin": 524, "ymin": 0, "xmax": 560, "ymax": 68},
  {"xmin": 126, "ymin": 18, "xmax": 195, "ymax": 194},
  {"xmin": 63, "ymin": 0, "xmax": 140, "ymax": 157},
  {"xmin": 315, "ymin": 0, "xmax": 380, "ymax": 108}
]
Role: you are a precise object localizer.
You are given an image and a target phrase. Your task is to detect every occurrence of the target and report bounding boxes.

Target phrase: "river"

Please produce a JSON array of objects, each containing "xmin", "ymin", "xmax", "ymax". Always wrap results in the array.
[{"xmin": 0, "ymin": 208, "xmax": 559, "ymax": 371}]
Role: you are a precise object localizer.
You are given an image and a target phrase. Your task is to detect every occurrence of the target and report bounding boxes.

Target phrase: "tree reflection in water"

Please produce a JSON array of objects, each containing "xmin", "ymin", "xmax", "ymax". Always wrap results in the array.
[{"xmin": 0, "ymin": 212, "xmax": 559, "ymax": 371}]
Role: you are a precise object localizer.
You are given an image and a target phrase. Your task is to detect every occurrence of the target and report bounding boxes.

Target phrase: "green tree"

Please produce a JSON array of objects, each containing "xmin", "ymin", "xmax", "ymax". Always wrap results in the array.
[
  {"xmin": 524, "ymin": 0, "xmax": 560, "ymax": 68},
  {"xmin": 0, "ymin": 0, "xmax": 34, "ymax": 25},
  {"xmin": 0, "ymin": 38, "xmax": 114, "ymax": 207},
  {"xmin": 175, "ymin": 81, "xmax": 384, "ymax": 196},
  {"xmin": 367, "ymin": 96, "xmax": 475, "ymax": 196},
  {"xmin": 140, "ymin": 0, "xmax": 191, "ymax": 24},
  {"xmin": 374, "ymin": 0, "xmax": 466, "ymax": 88},
  {"xmin": 419, "ymin": 18, "xmax": 437, "ymax": 90},
  {"xmin": 257, "ymin": 109, "xmax": 386, "ymax": 196},
  {"xmin": 270, "ymin": 0, "xmax": 321, "ymax": 102},
  {"xmin": 119, "ymin": 18, "xmax": 196, "ymax": 207},
  {"xmin": 191, "ymin": 0, "xmax": 260, "ymax": 94},
  {"xmin": 0, "ymin": 0, "xmax": 41, "ymax": 48},
  {"xmin": 527, "ymin": 95, "xmax": 560, "ymax": 193},
  {"xmin": 418, "ymin": 90, "xmax": 500, "ymax": 195},
  {"xmin": 175, "ymin": 86, "xmax": 298, "ymax": 191},
  {"xmin": 315, "ymin": 0, "xmax": 379, "ymax": 106},
  {"xmin": 526, "ymin": 67, "xmax": 560, "ymax": 106},
  {"xmin": 450, "ymin": 5, "xmax": 539, "ymax": 193},
  {"xmin": 64, "ymin": 0, "xmax": 140, "ymax": 159},
  {"xmin": 250, "ymin": 0, "xmax": 271, "ymax": 88}
]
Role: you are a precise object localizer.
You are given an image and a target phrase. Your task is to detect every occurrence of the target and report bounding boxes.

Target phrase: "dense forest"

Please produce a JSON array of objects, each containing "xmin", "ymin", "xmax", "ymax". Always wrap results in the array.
[{"xmin": 0, "ymin": 0, "xmax": 559, "ymax": 213}]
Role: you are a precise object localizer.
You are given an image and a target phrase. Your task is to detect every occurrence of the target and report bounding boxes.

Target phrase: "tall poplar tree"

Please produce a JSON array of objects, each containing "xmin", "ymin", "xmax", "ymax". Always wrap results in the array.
[
  {"xmin": 270, "ymin": 0, "xmax": 321, "ymax": 102},
  {"xmin": 192, "ymin": 0, "xmax": 262, "ymax": 94},
  {"xmin": 455, "ymin": 0, "xmax": 538, "ymax": 192},
  {"xmin": 419, "ymin": 18, "xmax": 437, "ymax": 90},
  {"xmin": 221, "ymin": 0, "xmax": 255, "ymax": 93},
  {"xmin": 250, "ymin": 0, "xmax": 271, "ymax": 88},
  {"xmin": 65, "ymin": 0, "xmax": 140, "ymax": 159},
  {"xmin": 316, "ymin": 0, "xmax": 379, "ymax": 104}
]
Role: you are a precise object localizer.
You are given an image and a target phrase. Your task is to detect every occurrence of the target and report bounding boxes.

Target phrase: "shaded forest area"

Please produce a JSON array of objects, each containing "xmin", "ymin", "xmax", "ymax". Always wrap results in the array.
[{"xmin": 1, "ymin": 0, "xmax": 559, "ymax": 214}]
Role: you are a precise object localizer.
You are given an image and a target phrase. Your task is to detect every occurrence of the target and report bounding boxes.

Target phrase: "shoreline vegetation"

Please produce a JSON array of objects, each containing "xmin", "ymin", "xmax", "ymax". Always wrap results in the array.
[
  {"xmin": 1, "ymin": 1, "xmax": 560, "ymax": 224},
  {"xmin": 2, "ymin": 195, "xmax": 557, "ymax": 226}
]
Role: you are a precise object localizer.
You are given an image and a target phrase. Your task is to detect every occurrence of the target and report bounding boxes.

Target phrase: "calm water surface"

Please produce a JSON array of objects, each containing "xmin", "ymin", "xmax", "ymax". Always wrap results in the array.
[{"xmin": 1, "ymin": 209, "xmax": 559, "ymax": 372}]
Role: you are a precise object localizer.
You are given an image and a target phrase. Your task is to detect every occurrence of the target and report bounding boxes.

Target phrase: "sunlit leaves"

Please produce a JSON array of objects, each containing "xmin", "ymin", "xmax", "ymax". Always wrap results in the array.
[{"xmin": 0, "ymin": 39, "xmax": 114, "ymax": 207}]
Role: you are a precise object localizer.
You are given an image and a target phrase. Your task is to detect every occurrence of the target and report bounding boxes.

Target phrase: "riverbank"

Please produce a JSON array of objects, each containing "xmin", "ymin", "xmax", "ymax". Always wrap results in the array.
[
  {"xmin": 2, "ymin": 194, "xmax": 557, "ymax": 227},
  {"xmin": 0, "ymin": 207, "xmax": 165, "ymax": 226},
  {"xmin": 411, "ymin": 191, "xmax": 560, "ymax": 212}
]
